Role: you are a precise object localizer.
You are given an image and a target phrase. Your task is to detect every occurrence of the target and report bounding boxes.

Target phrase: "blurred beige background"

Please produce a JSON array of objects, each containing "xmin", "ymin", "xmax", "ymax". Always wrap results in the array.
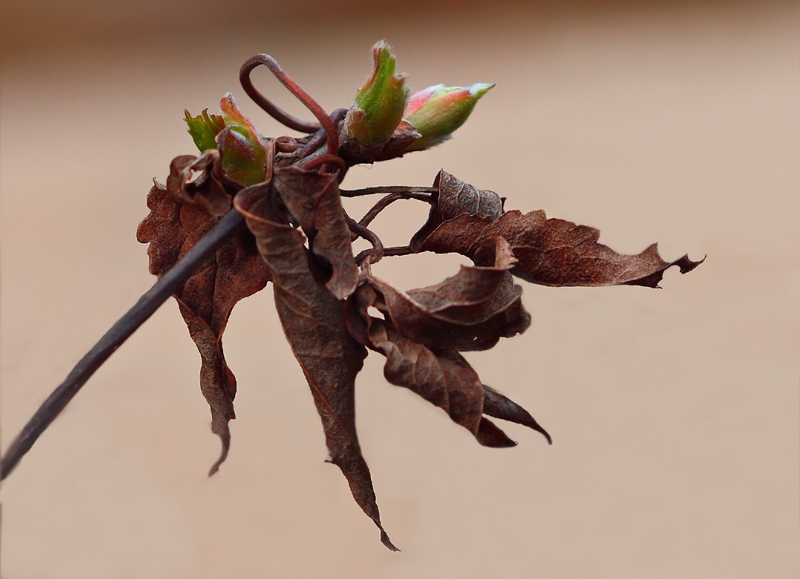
[{"xmin": 1, "ymin": 0, "xmax": 798, "ymax": 577}]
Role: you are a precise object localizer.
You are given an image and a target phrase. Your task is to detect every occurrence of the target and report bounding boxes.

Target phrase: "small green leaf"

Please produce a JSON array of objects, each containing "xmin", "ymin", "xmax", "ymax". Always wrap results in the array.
[{"xmin": 184, "ymin": 109, "xmax": 225, "ymax": 152}]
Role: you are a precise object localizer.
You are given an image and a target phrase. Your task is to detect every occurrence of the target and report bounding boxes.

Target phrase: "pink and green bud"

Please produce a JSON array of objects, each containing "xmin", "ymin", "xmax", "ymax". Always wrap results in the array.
[
  {"xmin": 403, "ymin": 82, "xmax": 495, "ymax": 151},
  {"xmin": 184, "ymin": 93, "xmax": 268, "ymax": 186},
  {"xmin": 342, "ymin": 41, "xmax": 409, "ymax": 145}
]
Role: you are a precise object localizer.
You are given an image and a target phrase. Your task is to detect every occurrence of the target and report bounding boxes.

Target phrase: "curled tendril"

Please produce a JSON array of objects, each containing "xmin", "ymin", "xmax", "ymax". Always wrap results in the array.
[
  {"xmin": 240, "ymin": 55, "xmax": 321, "ymax": 134},
  {"xmin": 239, "ymin": 54, "xmax": 344, "ymax": 174}
]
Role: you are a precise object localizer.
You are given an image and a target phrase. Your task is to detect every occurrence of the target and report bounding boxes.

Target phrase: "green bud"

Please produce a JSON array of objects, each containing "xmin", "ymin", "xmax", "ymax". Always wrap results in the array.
[
  {"xmin": 342, "ymin": 41, "xmax": 409, "ymax": 145},
  {"xmin": 184, "ymin": 94, "xmax": 268, "ymax": 186},
  {"xmin": 403, "ymin": 82, "xmax": 494, "ymax": 151}
]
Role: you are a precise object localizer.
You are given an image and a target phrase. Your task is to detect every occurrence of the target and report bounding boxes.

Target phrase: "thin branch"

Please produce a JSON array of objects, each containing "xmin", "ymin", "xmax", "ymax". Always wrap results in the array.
[
  {"xmin": 381, "ymin": 245, "xmax": 415, "ymax": 258},
  {"xmin": 340, "ymin": 186, "xmax": 438, "ymax": 198},
  {"xmin": 297, "ymin": 108, "xmax": 348, "ymax": 159},
  {"xmin": 358, "ymin": 192, "xmax": 434, "ymax": 229},
  {"xmin": 300, "ymin": 154, "xmax": 345, "ymax": 172},
  {"xmin": 356, "ymin": 245, "xmax": 415, "ymax": 263},
  {"xmin": 0, "ymin": 209, "xmax": 247, "ymax": 481}
]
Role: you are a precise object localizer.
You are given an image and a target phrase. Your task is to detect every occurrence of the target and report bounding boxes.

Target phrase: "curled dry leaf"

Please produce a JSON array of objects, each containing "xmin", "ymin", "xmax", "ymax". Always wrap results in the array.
[
  {"xmin": 368, "ymin": 317, "xmax": 516, "ymax": 448},
  {"xmin": 273, "ymin": 165, "xmax": 359, "ymax": 299},
  {"xmin": 345, "ymin": 236, "xmax": 550, "ymax": 447},
  {"xmin": 410, "ymin": 169, "xmax": 504, "ymax": 250},
  {"xmin": 367, "ymin": 237, "xmax": 530, "ymax": 352},
  {"xmin": 165, "ymin": 149, "xmax": 237, "ymax": 217},
  {"xmin": 415, "ymin": 171, "xmax": 703, "ymax": 287},
  {"xmin": 136, "ymin": 157, "xmax": 271, "ymax": 475},
  {"xmin": 234, "ymin": 184, "xmax": 398, "ymax": 551}
]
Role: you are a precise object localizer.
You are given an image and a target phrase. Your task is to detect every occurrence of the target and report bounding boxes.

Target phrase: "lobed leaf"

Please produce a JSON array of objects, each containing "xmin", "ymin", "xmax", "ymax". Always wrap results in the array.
[{"xmin": 136, "ymin": 166, "xmax": 271, "ymax": 475}]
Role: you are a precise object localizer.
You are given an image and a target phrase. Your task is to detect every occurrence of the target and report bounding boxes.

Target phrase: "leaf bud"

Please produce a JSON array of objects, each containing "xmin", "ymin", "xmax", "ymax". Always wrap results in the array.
[
  {"xmin": 184, "ymin": 94, "xmax": 268, "ymax": 186},
  {"xmin": 342, "ymin": 41, "xmax": 409, "ymax": 146},
  {"xmin": 403, "ymin": 82, "xmax": 494, "ymax": 151}
]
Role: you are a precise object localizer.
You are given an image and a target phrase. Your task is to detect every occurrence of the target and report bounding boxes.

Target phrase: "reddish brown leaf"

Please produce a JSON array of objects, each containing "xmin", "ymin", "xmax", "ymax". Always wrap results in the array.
[
  {"xmin": 273, "ymin": 166, "xmax": 359, "ymax": 299},
  {"xmin": 366, "ymin": 237, "xmax": 530, "ymax": 352},
  {"xmin": 410, "ymin": 170, "xmax": 504, "ymax": 250},
  {"xmin": 234, "ymin": 185, "xmax": 398, "ymax": 551},
  {"xmin": 421, "ymin": 209, "xmax": 704, "ymax": 288},
  {"xmin": 165, "ymin": 149, "xmax": 239, "ymax": 217},
  {"xmin": 343, "ymin": 237, "xmax": 550, "ymax": 447},
  {"xmin": 136, "ymin": 174, "xmax": 270, "ymax": 475},
  {"xmin": 367, "ymin": 318, "xmax": 516, "ymax": 448},
  {"xmin": 346, "ymin": 287, "xmax": 549, "ymax": 446},
  {"xmin": 481, "ymin": 384, "xmax": 551, "ymax": 444}
]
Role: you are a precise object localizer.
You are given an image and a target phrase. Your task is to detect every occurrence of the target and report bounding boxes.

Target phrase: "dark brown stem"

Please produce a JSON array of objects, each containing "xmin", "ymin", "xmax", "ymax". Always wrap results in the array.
[
  {"xmin": 240, "ymin": 55, "xmax": 339, "ymax": 156},
  {"xmin": 340, "ymin": 186, "xmax": 438, "ymax": 198},
  {"xmin": 358, "ymin": 192, "xmax": 434, "ymax": 229},
  {"xmin": 0, "ymin": 209, "xmax": 247, "ymax": 481},
  {"xmin": 356, "ymin": 245, "xmax": 415, "ymax": 263},
  {"xmin": 297, "ymin": 108, "xmax": 348, "ymax": 159},
  {"xmin": 381, "ymin": 245, "xmax": 416, "ymax": 258}
]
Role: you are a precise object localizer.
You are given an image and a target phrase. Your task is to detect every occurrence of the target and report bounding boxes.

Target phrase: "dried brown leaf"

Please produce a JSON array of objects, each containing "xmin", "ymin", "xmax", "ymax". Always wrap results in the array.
[
  {"xmin": 234, "ymin": 185, "xmax": 398, "ymax": 551},
  {"xmin": 343, "ymin": 236, "xmax": 549, "ymax": 447},
  {"xmin": 136, "ymin": 172, "xmax": 270, "ymax": 475},
  {"xmin": 410, "ymin": 170, "xmax": 504, "ymax": 250},
  {"xmin": 273, "ymin": 166, "xmax": 359, "ymax": 299},
  {"xmin": 481, "ymin": 384, "xmax": 551, "ymax": 444},
  {"xmin": 368, "ymin": 318, "xmax": 516, "ymax": 448},
  {"xmin": 165, "ymin": 150, "xmax": 239, "ymax": 217},
  {"xmin": 421, "ymin": 209, "xmax": 704, "ymax": 288},
  {"xmin": 366, "ymin": 237, "xmax": 530, "ymax": 351},
  {"xmin": 346, "ymin": 287, "xmax": 549, "ymax": 446}
]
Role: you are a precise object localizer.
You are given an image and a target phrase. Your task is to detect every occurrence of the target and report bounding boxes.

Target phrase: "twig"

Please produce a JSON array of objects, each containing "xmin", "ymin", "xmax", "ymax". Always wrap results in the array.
[
  {"xmin": 340, "ymin": 186, "xmax": 437, "ymax": 198},
  {"xmin": 358, "ymin": 192, "xmax": 433, "ymax": 229},
  {"xmin": 381, "ymin": 245, "xmax": 416, "ymax": 258},
  {"xmin": 0, "ymin": 209, "xmax": 247, "ymax": 481},
  {"xmin": 297, "ymin": 108, "xmax": 348, "ymax": 159}
]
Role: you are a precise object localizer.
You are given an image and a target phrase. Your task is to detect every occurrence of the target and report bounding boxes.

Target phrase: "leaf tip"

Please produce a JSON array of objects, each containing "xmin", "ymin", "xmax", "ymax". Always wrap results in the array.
[
  {"xmin": 207, "ymin": 433, "xmax": 231, "ymax": 477},
  {"xmin": 380, "ymin": 529, "xmax": 401, "ymax": 552}
]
